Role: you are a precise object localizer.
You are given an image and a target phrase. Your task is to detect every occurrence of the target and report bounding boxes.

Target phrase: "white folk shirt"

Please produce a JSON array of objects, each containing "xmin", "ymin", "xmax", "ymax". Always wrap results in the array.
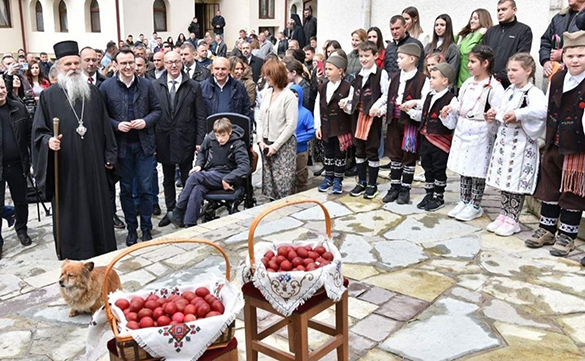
[
  {"xmin": 446, "ymin": 75, "xmax": 505, "ymax": 178},
  {"xmin": 339, "ymin": 65, "xmax": 388, "ymax": 115},
  {"xmin": 486, "ymin": 83, "xmax": 547, "ymax": 193},
  {"xmin": 406, "ymin": 87, "xmax": 458, "ymax": 129},
  {"xmin": 373, "ymin": 68, "xmax": 429, "ymax": 117},
  {"xmin": 313, "ymin": 79, "xmax": 345, "ymax": 129}
]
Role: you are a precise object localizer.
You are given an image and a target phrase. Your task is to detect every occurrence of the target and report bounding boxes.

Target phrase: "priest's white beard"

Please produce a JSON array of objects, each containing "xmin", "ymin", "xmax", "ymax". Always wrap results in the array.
[{"xmin": 57, "ymin": 69, "xmax": 91, "ymax": 103}]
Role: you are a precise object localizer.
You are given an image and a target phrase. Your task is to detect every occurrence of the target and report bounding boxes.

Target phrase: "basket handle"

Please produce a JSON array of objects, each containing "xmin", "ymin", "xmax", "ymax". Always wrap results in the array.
[
  {"xmin": 102, "ymin": 238, "xmax": 231, "ymax": 338},
  {"xmin": 247, "ymin": 199, "xmax": 331, "ymax": 274}
]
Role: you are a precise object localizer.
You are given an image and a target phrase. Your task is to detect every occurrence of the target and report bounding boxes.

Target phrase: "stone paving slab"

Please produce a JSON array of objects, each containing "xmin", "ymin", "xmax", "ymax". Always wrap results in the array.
[{"xmin": 1, "ymin": 166, "xmax": 584, "ymax": 361}]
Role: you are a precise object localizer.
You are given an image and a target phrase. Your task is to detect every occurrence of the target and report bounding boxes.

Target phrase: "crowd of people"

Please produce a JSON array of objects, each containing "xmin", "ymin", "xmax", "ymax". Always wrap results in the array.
[{"xmin": 0, "ymin": 0, "xmax": 584, "ymax": 268}]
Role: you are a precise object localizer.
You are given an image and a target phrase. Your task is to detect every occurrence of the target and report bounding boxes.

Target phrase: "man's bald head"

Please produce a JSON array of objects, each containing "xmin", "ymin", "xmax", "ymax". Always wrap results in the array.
[
  {"xmin": 212, "ymin": 57, "xmax": 230, "ymax": 84},
  {"xmin": 153, "ymin": 51, "xmax": 165, "ymax": 71}
]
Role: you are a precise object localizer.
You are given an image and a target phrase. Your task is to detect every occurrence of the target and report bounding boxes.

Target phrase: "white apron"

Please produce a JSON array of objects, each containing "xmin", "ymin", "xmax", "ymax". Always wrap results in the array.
[
  {"xmin": 447, "ymin": 76, "xmax": 505, "ymax": 178},
  {"xmin": 486, "ymin": 84, "xmax": 547, "ymax": 193}
]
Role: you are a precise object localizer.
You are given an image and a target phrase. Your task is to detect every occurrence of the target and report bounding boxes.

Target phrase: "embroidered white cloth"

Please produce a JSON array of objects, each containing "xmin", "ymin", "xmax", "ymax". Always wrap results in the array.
[
  {"xmin": 242, "ymin": 238, "xmax": 346, "ymax": 316},
  {"xmin": 86, "ymin": 277, "xmax": 244, "ymax": 361}
]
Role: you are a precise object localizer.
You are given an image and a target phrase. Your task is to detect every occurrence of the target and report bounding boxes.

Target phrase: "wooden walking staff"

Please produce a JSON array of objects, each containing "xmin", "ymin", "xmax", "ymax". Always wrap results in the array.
[{"xmin": 53, "ymin": 117, "xmax": 62, "ymax": 260}]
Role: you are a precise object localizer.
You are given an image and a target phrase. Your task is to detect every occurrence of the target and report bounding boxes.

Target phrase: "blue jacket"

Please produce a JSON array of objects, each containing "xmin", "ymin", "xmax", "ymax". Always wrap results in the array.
[
  {"xmin": 200, "ymin": 75, "xmax": 252, "ymax": 120},
  {"xmin": 100, "ymin": 75, "xmax": 162, "ymax": 157},
  {"xmin": 290, "ymin": 84, "xmax": 315, "ymax": 154}
]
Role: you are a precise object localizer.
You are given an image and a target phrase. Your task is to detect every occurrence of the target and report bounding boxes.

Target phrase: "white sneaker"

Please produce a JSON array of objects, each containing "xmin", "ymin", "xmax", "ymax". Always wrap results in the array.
[
  {"xmin": 456, "ymin": 204, "xmax": 484, "ymax": 222},
  {"xmin": 448, "ymin": 201, "xmax": 467, "ymax": 218},
  {"xmin": 495, "ymin": 216, "xmax": 521, "ymax": 236},
  {"xmin": 487, "ymin": 215, "xmax": 506, "ymax": 233}
]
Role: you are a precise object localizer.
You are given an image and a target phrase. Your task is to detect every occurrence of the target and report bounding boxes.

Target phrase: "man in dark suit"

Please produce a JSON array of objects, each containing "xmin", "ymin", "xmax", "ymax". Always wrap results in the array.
[
  {"xmin": 241, "ymin": 41, "xmax": 263, "ymax": 83},
  {"xmin": 80, "ymin": 47, "xmax": 106, "ymax": 87},
  {"xmin": 180, "ymin": 43, "xmax": 211, "ymax": 83},
  {"xmin": 152, "ymin": 51, "xmax": 206, "ymax": 227}
]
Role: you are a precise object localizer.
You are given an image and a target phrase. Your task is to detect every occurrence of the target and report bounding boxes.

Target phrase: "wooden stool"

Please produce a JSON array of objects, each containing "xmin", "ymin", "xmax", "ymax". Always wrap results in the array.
[
  {"xmin": 242, "ymin": 279, "xmax": 349, "ymax": 361},
  {"xmin": 107, "ymin": 337, "xmax": 238, "ymax": 361}
]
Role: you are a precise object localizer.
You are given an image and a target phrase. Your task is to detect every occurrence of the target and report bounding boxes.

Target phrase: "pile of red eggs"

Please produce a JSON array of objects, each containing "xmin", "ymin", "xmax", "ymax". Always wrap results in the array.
[
  {"xmin": 261, "ymin": 245, "xmax": 334, "ymax": 272},
  {"xmin": 115, "ymin": 287, "xmax": 224, "ymax": 330}
]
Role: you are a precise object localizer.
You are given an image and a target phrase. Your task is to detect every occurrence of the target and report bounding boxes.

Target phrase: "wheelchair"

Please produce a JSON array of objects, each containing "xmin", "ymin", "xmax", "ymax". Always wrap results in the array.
[{"xmin": 199, "ymin": 112, "xmax": 257, "ymax": 222}]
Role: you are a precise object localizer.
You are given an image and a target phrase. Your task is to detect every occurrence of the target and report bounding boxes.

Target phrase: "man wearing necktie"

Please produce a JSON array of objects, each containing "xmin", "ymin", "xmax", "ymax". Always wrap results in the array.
[
  {"xmin": 179, "ymin": 43, "xmax": 211, "ymax": 83},
  {"xmin": 152, "ymin": 51, "xmax": 206, "ymax": 227},
  {"xmin": 80, "ymin": 47, "xmax": 106, "ymax": 88}
]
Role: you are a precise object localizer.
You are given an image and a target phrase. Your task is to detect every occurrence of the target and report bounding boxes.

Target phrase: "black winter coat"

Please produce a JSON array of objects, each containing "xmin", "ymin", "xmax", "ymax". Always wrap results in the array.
[
  {"xmin": 303, "ymin": 15, "xmax": 317, "ymax": 42},
  {"xmin": 153, "ymin": 71, "xmax": 207, "ymax": 164},
  {"xmin": 248, "ymin": 55, "xmax": 264, "ymax": 83},
  {"xmin": 540, "ymin": 7, "xmax": 579, "ymax": 66},
  {"xmin": 100, "ymin": 76, "xmax": 162, "ymax": 157},
  {"xmin": 482, "ymin": 17, "xmax": 532, "ymax": 88},
  {"xmin": 200, "ymin": 76, "xmax": 252, "ymax": 120},
  {"xmin": 188, "ymin": 22, "xmax": 200, "ymax": 38},
  {"xmin": 211, "ymin": 15, "xmax": 226, "ymax": 34},
  {"xmin": 195, "ymin": 124, "xmax": 250, "ymax": 185},
  {"xmin": 0, "ymin": 97, "xmax": 31, "ymax": 180}
]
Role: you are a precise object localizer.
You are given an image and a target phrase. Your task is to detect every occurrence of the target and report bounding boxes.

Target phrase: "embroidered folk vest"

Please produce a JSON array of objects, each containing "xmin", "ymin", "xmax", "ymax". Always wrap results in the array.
[{"xmin": 318, "ymin": 80, "xmax": 352, "ymax": 140}]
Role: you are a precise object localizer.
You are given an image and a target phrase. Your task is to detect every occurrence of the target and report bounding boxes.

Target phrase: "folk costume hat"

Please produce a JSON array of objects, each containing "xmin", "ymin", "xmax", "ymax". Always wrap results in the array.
[
  {"xmin": 563, "ymin": 31, "xmax": 585, "ymax": 49},
  {"xmin": 327, "ymin": 54, "xmax": 348, "ymax": 72},
  {"xmin": 53, "ymin": 40, "xmax": 79, "ymax": 59},
  {"xmin": 433, "ymin": 63, "xmax": 456, "ymax": 85},
  {"xmin": 397, "ymin": 43, "xmax": 421, "ymax": 58}
]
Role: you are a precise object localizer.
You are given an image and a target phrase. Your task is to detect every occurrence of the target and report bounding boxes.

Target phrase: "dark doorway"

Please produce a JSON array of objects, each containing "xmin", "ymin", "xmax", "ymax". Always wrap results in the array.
[{"xmin": 195, "ymin": 2, "xmax": 219, "ymax": 38}]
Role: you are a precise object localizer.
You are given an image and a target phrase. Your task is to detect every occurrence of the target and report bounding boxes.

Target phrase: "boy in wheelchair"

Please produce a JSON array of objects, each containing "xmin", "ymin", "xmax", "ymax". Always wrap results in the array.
[{"xmin": 168, "ymin": 118, "xmax": 250, "ymax": 227}]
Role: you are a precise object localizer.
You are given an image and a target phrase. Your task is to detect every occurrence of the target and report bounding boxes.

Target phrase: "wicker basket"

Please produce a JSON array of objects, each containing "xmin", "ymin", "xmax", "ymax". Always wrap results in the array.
[
  {"xmin": 103, "ymin": 238, "xmax": 236, "ymax": 361},
  {"xmin": 247, "ymin": 199, "xmax": 332, "ymax": 276}
]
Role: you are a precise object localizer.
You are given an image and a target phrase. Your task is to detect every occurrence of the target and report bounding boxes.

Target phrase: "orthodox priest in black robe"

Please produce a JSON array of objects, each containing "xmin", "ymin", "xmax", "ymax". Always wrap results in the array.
[{"xmin": 32, "ymin": 40, "xmax": 118, "ymax": 260}]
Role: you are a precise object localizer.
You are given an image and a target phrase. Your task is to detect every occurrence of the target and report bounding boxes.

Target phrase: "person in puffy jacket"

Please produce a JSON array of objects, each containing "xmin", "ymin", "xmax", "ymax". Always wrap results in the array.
[
  {"xmin": 168, "ymin": 118, "xmax": 250, "ymax": 227},
  {"xmin": 290, "ymin": 84, "xmax": 315, "ymax": 193}
]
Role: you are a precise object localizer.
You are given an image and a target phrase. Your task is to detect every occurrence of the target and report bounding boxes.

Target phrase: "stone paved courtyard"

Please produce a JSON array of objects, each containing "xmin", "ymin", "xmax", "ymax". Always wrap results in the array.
[{"xmin": 0, "ymin": 165, "xmax": 584, "ymax": 361}]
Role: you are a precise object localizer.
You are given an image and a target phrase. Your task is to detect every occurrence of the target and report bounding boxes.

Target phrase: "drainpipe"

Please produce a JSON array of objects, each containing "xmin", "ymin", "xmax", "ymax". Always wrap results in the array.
[
  {"xmin": 18, "ymin": 0, "xmax": 26, "ymax": 53},
  {"xmin": 361, "ymin": 0, "xmax": 371, "ymax": 30},
  {"xmin": 115, "ymin": 0, "xmax": 121, "ymax": 42}
]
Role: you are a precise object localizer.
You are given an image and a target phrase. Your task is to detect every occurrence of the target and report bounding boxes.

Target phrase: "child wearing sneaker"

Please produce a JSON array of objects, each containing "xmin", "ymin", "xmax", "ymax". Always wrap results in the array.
[
  {"xmin": 378, "ymin": 43, "xmax": 429, "ymax": 205},
  {"xmin": 340, "ymin": 41, "xmax": 389, "ymax": 199},
  {"xmin": 485, "ymin": 53, "xmax": 546, "ymax": 236},
  {"xmin": 402, "ymin": 63, "xmax": 458, "ymax": 211},
  {"xmin": 441, "ymin": 45, "xmax": 504, "ymax": 222},
  {"xmin": 525, "ymin": 31, "xmax": 585, "ymax": 265},
  {"xmin": 314, "ymin": 54, "xmax": 353, "ymax": 194}
]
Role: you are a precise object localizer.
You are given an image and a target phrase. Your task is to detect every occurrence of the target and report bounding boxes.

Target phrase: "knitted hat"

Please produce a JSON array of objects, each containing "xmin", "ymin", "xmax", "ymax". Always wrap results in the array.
[
  {"xmin": 326, "ymin": 54, "xmax": 347, "ymax": 71},
  {"xmin": 432, "ymin": 63, "xmax": 456, "ymax": 85},
  {"xmin": 397, "ymin": 43, "xmax": 421, "ymax": 58},
  {"xmin": 563, "ymin": 31, "xmax": 585, "ymax": 49}
]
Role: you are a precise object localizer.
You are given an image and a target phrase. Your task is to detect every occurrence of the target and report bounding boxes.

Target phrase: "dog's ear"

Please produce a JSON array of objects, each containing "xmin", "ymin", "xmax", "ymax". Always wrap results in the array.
[
  {"xmin": 63, "ymin": 259, "xmax": 70, "ymax": 265},
  {"xmin": 84, "ymin": 262, "xmax": 95, "ymax": 273}
]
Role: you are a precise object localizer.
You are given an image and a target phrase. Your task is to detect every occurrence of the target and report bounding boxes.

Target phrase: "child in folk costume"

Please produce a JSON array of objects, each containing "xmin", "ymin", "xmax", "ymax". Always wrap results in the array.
[
  {"xmin": 376, "ymin": 43, "xmax": 430, "ymax": 205},
  {"xmin": 402, "ymin": 63, "xmax": 459, "ymax": 211},
  {"xmin": 441, "ymin": 45, "xmax": 505, "ymax": 221},
  {"xmin": 314, "ymin": 55, "xmax": 353, "ymax": 194},
  {"xmin": 485, "ymin": 53, "xmax": 546, "ymax": 236},
  {"xmin": 339, "ymin": 41, "xmax": 389, "ymax": 199},
  {"xmin": 525, "ymin": 31, "xmax": 585, "ymax": 266}
]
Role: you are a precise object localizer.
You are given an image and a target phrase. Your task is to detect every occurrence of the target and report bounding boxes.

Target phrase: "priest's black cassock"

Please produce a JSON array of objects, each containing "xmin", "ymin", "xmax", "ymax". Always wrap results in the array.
[{"xmin": 32, "ymin": 84, "xmax": 118, "ymax": 260}]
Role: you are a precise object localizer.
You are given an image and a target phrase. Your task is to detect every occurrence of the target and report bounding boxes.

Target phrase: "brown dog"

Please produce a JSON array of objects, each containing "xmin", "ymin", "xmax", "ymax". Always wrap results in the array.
[{"xmin": 59, "ymin": 260, "xmax": 122, "ymax": 317}]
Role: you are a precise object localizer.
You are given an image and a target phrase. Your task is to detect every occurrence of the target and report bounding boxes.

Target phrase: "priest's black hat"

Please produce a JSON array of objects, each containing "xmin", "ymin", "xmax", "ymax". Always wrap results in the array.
[{"xmin": 53, "ymin": 40, "xmax": 79, "ymax": 59}]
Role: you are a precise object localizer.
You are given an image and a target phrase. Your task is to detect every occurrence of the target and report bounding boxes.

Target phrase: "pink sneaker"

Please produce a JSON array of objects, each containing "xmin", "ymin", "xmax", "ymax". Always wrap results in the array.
[
  {"xmin": 495, "ymin": 216, "xmax": 521, "ymax": 237},
  {"xmin": 487, "ymin": 215, "xmax": 506, "ymax": 233}
]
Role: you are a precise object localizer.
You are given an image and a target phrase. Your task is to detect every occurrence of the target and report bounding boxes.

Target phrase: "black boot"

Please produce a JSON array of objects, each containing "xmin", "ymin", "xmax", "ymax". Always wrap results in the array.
[
  {"xmin": 383, "ymin": 184, "xmax": 401, "ymax": 203},
  {"xmin": 368, "ymin": 165, "xmax": 379, "ymax": 187},
  {"xmin": 397, "ymin": 186, "xmax": 411, "ymax": 205},
  {"xmin": 167, "ymin": 208, "xmax": 185, "ymax": 228},
  {"xmin": 349, "ymin": 162, "xmax": 368, "ymax": 197},
  {"xmin": 417, "ymin": 189, "xmax": 434, "ymax": 209},
  {"xmin": 17, "ymin": 232, "xmax": 32, "ymax": 246}
]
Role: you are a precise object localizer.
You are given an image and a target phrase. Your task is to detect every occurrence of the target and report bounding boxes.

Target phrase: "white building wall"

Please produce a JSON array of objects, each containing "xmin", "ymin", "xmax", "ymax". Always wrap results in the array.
[{"xmin": 0, "ymin": 0, "xmax": 24, "ymax": 53}]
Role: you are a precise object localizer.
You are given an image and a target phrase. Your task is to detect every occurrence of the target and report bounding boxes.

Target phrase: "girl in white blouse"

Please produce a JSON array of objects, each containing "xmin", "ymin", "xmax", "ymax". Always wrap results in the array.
[
  {"xmin": 485, "ymin": 53, "xmax": 547, "ymax": 236},
  {"xmin": 441, "ymin": 45, "xmax": 505, "ymax": 222}
]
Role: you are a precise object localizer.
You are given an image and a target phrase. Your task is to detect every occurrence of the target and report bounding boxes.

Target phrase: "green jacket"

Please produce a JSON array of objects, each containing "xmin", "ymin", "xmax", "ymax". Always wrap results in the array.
[{"xmin": 457, "ymin": 31, "xmax": 484, "ymax": 88}]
